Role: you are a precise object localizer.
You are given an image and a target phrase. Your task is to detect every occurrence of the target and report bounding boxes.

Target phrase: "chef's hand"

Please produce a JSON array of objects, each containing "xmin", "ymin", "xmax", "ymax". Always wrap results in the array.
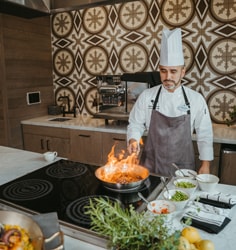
[
  {"xmin": 198, "ymin": 160, "xmax": 210, "ymax": 174},
  {"xmin": 127, "ymin": 139, "xmax": 140, "ymax": 155}
]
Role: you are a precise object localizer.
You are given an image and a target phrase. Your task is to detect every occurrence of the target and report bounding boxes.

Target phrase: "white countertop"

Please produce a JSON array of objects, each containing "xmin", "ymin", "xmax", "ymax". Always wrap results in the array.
[
  {"xmin": 0, "ymin": 146, "xmax": 106, "ymax": 250},
  {"xmin": 160, "ymin": 180, "xmax": 236, "ymax": 250},
  {"xmin": 21, "ymin": 115, "xmax": 127, "ymax": 134},
  {"xmin": 1, "ymin": 145, "xmax": 236, "ymax": 250},
  {"xmin": 21, "ymin": 115, "xmax": 236, "ymax": 144}
]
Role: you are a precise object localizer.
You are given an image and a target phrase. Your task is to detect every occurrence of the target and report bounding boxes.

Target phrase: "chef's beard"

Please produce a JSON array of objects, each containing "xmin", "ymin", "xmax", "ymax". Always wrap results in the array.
[{"xmin": 162, "ymin": 77, "xmax": 182, "ymax": 91}]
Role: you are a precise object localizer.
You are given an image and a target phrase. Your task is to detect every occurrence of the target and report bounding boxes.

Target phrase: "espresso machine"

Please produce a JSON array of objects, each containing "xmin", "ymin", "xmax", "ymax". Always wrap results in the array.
[
  {"xmin": 94, "ymin": 75, "xmax": 129, "ymax": 123},
  {"xmin": 97, "ymin": 75, "xmax": 125, "ymax": 111},
  {"xmin": 94, "ymin": 72, "xmax": 161, "ymax": 124}
]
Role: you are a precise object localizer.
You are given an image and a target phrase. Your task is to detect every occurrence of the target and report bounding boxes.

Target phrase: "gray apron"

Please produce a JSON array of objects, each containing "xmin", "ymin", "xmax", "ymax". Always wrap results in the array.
[{"xmin": 140, "ymin": 86, "xmax": 195, "ymax": 177}]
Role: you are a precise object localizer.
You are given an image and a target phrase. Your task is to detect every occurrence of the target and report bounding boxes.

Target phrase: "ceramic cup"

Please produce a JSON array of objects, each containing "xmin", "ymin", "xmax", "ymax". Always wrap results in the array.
[{"xmin": 43, "ymin": 151, "xmax": 58, "ymax": 162}]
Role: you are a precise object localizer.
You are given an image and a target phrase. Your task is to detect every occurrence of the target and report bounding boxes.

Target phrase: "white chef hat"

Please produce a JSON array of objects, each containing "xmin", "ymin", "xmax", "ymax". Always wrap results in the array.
[{"xmin": 159, "ymin": 28, "xmax": 184, "ymax": 66}]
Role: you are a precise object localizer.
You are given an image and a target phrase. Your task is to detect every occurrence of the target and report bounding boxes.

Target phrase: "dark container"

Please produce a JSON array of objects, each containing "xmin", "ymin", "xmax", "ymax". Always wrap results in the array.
[{"xmin": 48, "ymin": 105, "xmax": 62, "ymax": 115}]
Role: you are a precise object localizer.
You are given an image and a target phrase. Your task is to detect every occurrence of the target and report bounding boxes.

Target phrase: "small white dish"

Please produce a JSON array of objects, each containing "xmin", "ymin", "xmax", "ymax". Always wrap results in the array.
[
  {"xmin": 173, "ymin": 178, "xmax": 198, "ymax": 196},
  {"xmin": 147, "ymin": 200, "xmax": 176, "ymax": 221},
  {"xmin": 163, "ymin": 189, "xmax": 190, "ymax": 210},
  {"xmin": 43, "ymin": 151, "xmax": 58, "ymax": 162},
  {"xmin": 196, "ymin": 174, "xmax": 219, "ymax": 192}
]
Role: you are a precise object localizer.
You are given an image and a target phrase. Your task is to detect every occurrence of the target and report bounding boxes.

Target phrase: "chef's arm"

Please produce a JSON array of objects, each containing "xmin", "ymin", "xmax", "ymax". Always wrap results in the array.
[
  {"xmin": 198, "ymin": 160, "xmax": 211, "ymax": 174},
  {"xmin": 127, "ymin": 138, "xmax": 140, "ymax": 155},
  {"xmin": 194, "ymin": 95, "xmax": 213, "ymax": 175}
]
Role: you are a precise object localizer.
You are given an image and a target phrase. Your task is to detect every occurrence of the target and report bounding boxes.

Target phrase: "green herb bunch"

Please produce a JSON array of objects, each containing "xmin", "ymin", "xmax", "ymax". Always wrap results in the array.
[{"xmin": 85, "ymin": 197, "xmax": 181, "ymax": 250}]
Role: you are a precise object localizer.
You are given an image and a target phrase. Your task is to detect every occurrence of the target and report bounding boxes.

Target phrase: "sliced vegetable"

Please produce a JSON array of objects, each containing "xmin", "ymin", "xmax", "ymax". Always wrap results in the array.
[
  {"xmin": 0, "ymin": 224, "xmax": 33, "ymax": 250},
  {"xmin": 2, "ymin": 229, "xmax": 21, "ymax": 245},
  {"xmin": 152, "ymin": 207, "xmax": 169, "ymax": 214},
  {"xmin": 171, "ymin": 191, "xmax": 189, "ymax": 201},
  {"xmin": 175, "ymin": 181, "xmax": 196, "ymax": 188}
]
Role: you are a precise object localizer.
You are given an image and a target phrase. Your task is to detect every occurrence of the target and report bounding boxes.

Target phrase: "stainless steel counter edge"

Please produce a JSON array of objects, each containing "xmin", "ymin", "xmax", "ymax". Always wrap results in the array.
[{"xmin": 21, "ymin": 115, "xmax": 236, "ymax": 144}]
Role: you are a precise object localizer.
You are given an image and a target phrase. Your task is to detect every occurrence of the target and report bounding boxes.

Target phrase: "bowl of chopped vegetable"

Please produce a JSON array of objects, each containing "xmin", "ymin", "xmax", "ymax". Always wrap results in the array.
[
  {"xmin": 147, "ymin": 200, "xmax": 176, "ymax": 220},
  {"xmin": 173, "ymin": 178, "xmax": 198, "ymax": 196},
  {"xmin": 163, "ymin": 189, "xmax": 190, "ymax": 210}
]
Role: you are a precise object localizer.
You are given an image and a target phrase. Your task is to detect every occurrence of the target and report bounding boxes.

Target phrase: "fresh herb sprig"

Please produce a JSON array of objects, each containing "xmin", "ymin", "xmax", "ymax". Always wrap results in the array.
[{"xmin": 85, "ymin": 197, "xmax": 181, "ymax": 250}]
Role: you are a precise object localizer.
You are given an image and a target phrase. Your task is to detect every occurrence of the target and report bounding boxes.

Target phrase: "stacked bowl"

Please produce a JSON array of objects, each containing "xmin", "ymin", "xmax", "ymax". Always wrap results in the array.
[
  {"xmin": 159, "ymin": 169, "xmax": 220, "ymax": 212},
  {"xmin": 173, "ymin": 178, "xmax": 198, "ymax": 196},
  {"xmin": 161, "ymin": 168, "xmax": 199, "ymax": 210}
]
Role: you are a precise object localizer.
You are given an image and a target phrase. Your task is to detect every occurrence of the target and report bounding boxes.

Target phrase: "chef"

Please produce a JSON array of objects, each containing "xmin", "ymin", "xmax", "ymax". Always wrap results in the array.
[{"xmin": 127, "ymin": 28, "xmax": 213, "ymax": 177}]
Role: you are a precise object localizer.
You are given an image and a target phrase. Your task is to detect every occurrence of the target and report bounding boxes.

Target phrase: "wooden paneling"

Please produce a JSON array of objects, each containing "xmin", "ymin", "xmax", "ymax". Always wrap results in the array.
[
  {"xmin": 0, "ymin": 15, "xmax": 8, "ymax": 146},
  {"xmin": 0, "ymin": 14, "xmax": 53, "ymax": 148}
]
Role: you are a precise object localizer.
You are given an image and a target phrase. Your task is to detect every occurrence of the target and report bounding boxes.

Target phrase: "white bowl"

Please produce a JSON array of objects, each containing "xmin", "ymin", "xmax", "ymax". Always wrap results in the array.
[
  {"xmin": 175, "ymin": 169, "xmax": 197, "ymax": 179},
  {"xmin": 147, "ymin": 200, "xmax": 176, "ymax": 220},
  {"xmin": 173, "ymin": 178, "xmax": 198, "ymax": 196},
  {"xmin": 196, "ymin": 174, "xmax": 219, "ymax": 192},
  {"xmin": 163, "ymin": 189, "xmax": 190, "ymax": 210}
]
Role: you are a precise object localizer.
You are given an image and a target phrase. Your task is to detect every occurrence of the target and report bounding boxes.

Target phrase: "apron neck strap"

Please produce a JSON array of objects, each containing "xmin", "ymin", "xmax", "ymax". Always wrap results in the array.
[
  {"xmin": 153, "ymin": 85, "xmax": 190, "ymax": 114},
  {"xmin": 181, "ymin": 86, "xmax": 190, "ymax": 114},
  {"xmin": 152, "ymin": 86, "xmax": 162, "ymax": 110}
]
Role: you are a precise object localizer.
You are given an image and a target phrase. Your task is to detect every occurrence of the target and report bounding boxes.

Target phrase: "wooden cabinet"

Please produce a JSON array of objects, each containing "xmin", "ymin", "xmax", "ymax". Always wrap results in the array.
[
  {"xmin": 22, "ymin": 125, "xmax": 128, "ymax": 166},
  {"xmin": 70, "ymin": 130, "xmax": 127, "ymax": 166},
  {"xmin": 22, "ymin": 125, "xmax": 70, "ymax": 158},
  {"xmin": 193, "ymin": 141, "xmax": 220, "ymax": 176},
  {"xmin": 22, "ymin": 123, "xmax": 222, "ymax": 174},
  {"xmin": 102, "ymin": 132, "xmax": 127, "ymax": 164},
  {"xmin": 70, "ymin": 129, "xmax": 103, "ymax": 165},
  {"xmin": 211, "ymin": 143, "xmax": 221, "ymax": 176}
]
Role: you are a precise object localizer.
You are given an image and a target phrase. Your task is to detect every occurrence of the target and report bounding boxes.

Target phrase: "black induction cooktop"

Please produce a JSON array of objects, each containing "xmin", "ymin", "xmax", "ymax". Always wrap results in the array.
[{"xmin": 0, "ymin": 159, "xmax": 162, "ymax": 230}]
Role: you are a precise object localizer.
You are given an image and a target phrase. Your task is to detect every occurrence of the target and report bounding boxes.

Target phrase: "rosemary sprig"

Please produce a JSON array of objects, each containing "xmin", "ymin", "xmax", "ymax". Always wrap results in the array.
[{"xmin": 85, "ymin": 197, "xmax": 181, "ymax": 250}]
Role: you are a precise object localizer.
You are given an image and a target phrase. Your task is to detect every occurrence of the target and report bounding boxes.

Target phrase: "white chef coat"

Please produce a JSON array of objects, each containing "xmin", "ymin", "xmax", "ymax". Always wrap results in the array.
[{"xmin": 127, "ymin": 84, "xmax": 214, "ymax": 161}]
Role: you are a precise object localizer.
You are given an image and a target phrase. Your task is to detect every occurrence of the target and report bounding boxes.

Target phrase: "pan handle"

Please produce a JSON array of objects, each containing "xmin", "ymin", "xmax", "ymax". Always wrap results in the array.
[{"xmin": 44, "ymin": 230, "xmax": 64, "ymax": 250}]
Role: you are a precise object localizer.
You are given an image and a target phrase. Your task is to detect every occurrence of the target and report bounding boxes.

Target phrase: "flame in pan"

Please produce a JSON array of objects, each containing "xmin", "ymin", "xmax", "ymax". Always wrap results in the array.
[{"xmin": 106, "ymin": 138, "xmax": 143, "ymax": 167}]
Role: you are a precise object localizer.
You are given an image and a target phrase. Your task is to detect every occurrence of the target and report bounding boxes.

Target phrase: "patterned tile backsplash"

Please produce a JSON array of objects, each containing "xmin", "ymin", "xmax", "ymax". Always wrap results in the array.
[{"xmin": 51, "ymin": 0, "xmax": 236, "ymax": 124}]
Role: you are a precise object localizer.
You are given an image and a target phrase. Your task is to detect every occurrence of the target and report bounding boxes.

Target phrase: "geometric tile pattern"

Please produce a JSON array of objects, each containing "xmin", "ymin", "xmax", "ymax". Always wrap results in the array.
[{"xmin": 51, "ymin": 0, "xmax": 236, "ymax": 123}]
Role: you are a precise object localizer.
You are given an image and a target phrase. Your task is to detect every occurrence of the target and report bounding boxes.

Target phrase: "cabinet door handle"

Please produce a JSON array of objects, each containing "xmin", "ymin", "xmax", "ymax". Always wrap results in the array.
[
  {"xmin": 78, "ymin": 134, "xmax": 90, "ymax": 138},
  {"xmin": 113, "ymin": 138, "xmax": 125, "ymax": 142},
  {"xmin": 40, "ymin": 139, "xmax": 44, "ymax": 150},
  {"xmin": 46, "ymin": 140, "xmax": 50, "ymax": 151}
]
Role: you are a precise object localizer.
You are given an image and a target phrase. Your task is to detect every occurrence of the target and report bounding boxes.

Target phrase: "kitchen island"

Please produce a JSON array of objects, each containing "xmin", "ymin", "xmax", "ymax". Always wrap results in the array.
[
  {"xmin": 1, "ymin": 145, "xmax": 236, "ymax": 250},
  {"xmin": 0, "ymin": 146, "xmax": 106, "ymax": 250}
]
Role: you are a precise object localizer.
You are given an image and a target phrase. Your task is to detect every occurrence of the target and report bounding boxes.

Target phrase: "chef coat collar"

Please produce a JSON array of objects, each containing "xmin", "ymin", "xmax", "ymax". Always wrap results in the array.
[{"xmin": 155, "ymin": 85, "xmax": 190, "ymax": 114}]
